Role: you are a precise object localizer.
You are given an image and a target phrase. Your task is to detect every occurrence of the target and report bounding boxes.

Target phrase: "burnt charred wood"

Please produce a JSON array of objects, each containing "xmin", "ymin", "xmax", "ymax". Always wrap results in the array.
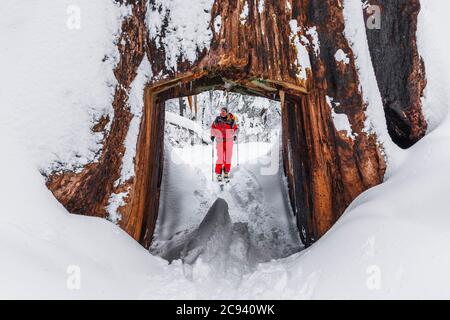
[{"xmin": 363, "ymin": 0, "xmax": 427, "ymax": 148}]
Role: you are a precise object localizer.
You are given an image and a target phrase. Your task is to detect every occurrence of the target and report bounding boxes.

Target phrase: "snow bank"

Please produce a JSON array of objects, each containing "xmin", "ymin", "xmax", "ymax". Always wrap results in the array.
[
  {"xmin": 0, "ymin": 136, "xmax": 180, "ymax": 299},
  {"xmin": 182, "ymin": 198, "xmax": 233, "ymax": 265},
  {"xmin": 417, "ymin": 0, "xmax": 450, "ymax": 132},
  {"xmin": 153, "ymin": 139, "xmax": 301, "ymax": 262},
  {"xmin": 231, "ymin": 0, "xmax": 450, "ymax": 299},
  {"xmin": 238, "ymin": 117, "xmax": 450, "ymax": 299},
  {"xmin": 180, "ymin": 198, "xmax": 265, "ymax": 285},
  {"xmin": 0, "ymin": 0, "xmax": 126, "ymax": 173}
]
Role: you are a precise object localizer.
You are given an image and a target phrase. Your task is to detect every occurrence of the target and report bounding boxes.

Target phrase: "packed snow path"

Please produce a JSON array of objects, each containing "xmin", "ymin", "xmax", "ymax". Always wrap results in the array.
[{"xmin": 151, "ymin": 140, "xmax": 303, "ymax": 279}]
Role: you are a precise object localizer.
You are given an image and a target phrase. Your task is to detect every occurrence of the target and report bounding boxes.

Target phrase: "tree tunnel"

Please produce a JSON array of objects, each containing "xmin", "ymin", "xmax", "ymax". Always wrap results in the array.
[
  {"xmin": 45, "ymin": 0, "xmax": 426, "ymax": 250},
  {"xmin": 110, "ymin": 66, "xmax": 385, "ymax": 249}
]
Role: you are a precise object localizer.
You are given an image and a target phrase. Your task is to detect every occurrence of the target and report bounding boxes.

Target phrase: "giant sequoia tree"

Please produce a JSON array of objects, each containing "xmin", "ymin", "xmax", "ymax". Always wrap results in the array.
[{"xmin": 47, "ymin": 0, "xmax": 426, "ymax": 248}]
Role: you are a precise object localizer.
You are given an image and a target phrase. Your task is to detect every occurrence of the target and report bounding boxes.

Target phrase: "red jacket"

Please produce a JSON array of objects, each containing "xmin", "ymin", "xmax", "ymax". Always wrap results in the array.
[{"xmin": 211, "ymin": 113, "xmax": 238, "ymax": 142}]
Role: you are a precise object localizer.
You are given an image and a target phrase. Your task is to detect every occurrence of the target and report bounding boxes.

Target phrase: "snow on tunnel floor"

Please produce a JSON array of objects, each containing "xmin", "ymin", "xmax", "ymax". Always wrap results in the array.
[{"xmin": 151, "ymin": 140, "xmax": 303, "ymax": 280}]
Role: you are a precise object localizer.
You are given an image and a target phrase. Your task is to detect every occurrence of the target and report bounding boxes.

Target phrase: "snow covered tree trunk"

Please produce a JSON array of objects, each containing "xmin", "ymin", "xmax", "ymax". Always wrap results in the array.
[
  {"xmin": 47, "ymin": 0, "xmax": 426, "ymax": 248},
  {"xmin": 46, "ymin": 0, "xmax": 148, "ymax": 224}
]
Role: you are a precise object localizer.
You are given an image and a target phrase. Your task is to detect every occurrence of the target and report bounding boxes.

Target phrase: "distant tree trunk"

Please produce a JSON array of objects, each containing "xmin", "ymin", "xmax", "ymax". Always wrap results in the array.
[
  {"xmin": 179, "ymin": 97, "xmax": 185, "ymax": 117},
  {"xmin": 194, "ymin": 95, "xmax": 198, "ymax": 120},
  {"xmin": 201, "ymin": 101, "xmax": 206, "ymax": 127}
]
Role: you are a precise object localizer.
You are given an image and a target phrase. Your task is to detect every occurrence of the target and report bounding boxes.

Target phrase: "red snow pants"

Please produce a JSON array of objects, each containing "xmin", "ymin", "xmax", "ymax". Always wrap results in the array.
[{"xmin": 215, "ymin": 140, "xmax": 234, "ymax": 174}]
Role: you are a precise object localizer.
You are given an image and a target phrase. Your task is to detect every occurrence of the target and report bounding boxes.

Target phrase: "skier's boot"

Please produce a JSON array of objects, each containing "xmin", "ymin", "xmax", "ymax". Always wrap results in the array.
[
  {"xmin": 224, "ymin": 172, "xmax": 230, "ymax": 183},
  {"xmin": 216, "ymin": 173, "xmax": 223, "ymax": 182}
]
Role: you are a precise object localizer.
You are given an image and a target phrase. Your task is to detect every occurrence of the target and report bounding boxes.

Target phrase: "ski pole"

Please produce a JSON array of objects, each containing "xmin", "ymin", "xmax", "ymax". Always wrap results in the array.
[
  {"xmin": 237, "ymin": 131, "xmax": 239, "ymax": 167},
  {"xmin": 211, "ymin": 140, "xmax": 214, "ymax": 181}
]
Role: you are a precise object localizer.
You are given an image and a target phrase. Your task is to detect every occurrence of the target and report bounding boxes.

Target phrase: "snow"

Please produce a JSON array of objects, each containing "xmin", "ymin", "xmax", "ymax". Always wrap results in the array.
[
  {"xmin": 417, "ymin": 0, "xmax": 450, "ymax": 133},
  {"xmin": 289, "ymin": 19, "xmax": 312, "ymax": 81},
  {"xmin": 152, "ymin": 136, "xmax": 302, "ymax": 289},
  {"xmin": 106, "ymin": 191, "xmax": 127, "ymax": 224},
  {"xmin": 165, "ymin": 111, "xmax": 211, "ymax": 143},
  {"xmin": 258, "ymin": 0, "xmax": 265, "ymax": 14},
  {"xmin": 0, "ymin": 138, "xmax": 174, "ymax": 299},
  {"xmin": 181, "ymin": 198, "xmax": 234, "ymax": 266},
  {"xmin": 0, "ymin": 0, "xmax": 126, "ymax": 173},
  {"xmin": 326, "ymin": 96, "xmax": 354, "ymax": 138},
  {"xmin": 286, "ymin": 1, "xmax": 292, "ymax": 11},
  {"xmin": 334, "ymin": 49, "xmax": 350, "ymax": 64},
  {"xmin": 240, "ymin": 2, "xmax": 249, "ymax": 24},
  {"xmin": 2, "ymin": 0, "xmax": 450, "ymax": 300},
  {"xmin": 306, "ymin": 27, "xmax": 320, "ymax": 56},
  {"xmin": 214, "ymin": 15, "xmax": 222, "ymax": 33},
  {"xmin": 146, "ymin": 0, "xmax": 215, "ymax": 72},
  {"xmin": 165, "ymin": 91, "xmax": 281, "ymax": 145},
  {"xmin": 116, "ymin": 54, "xmax": 152, "ymax": 187}
]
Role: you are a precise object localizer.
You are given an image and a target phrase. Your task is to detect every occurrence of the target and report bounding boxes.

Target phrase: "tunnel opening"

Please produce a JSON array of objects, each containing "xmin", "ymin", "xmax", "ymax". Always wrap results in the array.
[
  {"xmin": 129, "ymin": 69, "xmax": 319, "ymax": 251},
  {"xmin": 123, "ymin": 66, "xmax": 387, "ymax": 252},
  {"xmin": 150, "ymin": 89, "xmax": 304, "ymax": 263}
]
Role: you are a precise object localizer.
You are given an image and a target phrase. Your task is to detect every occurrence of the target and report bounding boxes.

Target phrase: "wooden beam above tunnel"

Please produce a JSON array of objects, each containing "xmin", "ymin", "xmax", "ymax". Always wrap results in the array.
[{"xmin": 147, "ymin": 67, "xmax": 309, "ymax": 104}]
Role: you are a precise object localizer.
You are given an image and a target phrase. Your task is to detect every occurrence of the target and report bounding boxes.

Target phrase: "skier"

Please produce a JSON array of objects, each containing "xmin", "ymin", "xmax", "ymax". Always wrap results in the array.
[{"xmin": 211, "ymin": 107, "xmax": 238, "ymax": 182}]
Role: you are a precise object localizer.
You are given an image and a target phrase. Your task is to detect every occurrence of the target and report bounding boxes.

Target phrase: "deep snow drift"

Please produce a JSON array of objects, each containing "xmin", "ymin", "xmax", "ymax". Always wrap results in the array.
[
  {"xmin": 2, "ymin": 0, "xmax": 450, "ymax": 299},
  {"xmin": 151, "ymin": 137, "xmax": 302, "ymax": 271}
]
